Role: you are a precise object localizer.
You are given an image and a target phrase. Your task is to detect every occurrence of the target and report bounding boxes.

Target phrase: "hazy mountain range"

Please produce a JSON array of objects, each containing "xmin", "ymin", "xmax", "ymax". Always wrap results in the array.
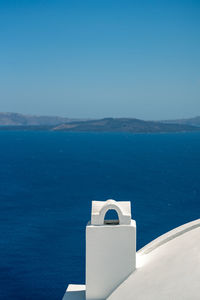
[
  {"xmin": 0, "ymin": 112, "xmax": 82, "ymax": 126},
  {"xmin": 0, "ymin": 112, "xmax": 200, "ymax": 133}
]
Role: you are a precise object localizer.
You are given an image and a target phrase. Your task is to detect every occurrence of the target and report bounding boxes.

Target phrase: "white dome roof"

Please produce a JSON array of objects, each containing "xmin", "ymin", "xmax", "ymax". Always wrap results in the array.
[{"xmin": 108, "ymin": 219, "xmax": 200, "ymax": 300}]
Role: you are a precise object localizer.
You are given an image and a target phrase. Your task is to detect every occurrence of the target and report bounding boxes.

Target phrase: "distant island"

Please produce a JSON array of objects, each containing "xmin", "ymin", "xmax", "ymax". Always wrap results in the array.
[
  {"xmin": 161, "ymin": 116, "xmax": 200, "ymax": 127},
  {"xmin": 0, "ymin": 112, "xmax": 200, "ymax": 133}
]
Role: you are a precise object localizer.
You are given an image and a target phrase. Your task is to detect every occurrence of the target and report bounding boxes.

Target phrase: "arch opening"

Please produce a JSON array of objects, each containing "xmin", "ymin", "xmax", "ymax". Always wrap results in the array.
[{"xmin": 104, "ymin": 209, "xmax": 119, "ymax": 225}]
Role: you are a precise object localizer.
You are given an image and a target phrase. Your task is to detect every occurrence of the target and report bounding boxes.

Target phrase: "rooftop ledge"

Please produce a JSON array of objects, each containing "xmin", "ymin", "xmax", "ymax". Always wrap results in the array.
[{"xmin": 138, "ymin": 218, "xmax": 200, "ymax": 256}]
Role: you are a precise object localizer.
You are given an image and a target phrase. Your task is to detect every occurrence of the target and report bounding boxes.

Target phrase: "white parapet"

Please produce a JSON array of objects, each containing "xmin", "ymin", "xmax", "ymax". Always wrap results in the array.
[{"xmin": 86, "ymin": 199, "xmax": 136, "ymax": 300}]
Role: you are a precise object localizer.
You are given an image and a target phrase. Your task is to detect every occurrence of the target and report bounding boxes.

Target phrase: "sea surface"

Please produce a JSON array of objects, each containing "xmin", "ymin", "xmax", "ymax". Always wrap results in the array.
[{"xmin": 0, "ymin": 131, "xmax": 200, "ymax": 300}]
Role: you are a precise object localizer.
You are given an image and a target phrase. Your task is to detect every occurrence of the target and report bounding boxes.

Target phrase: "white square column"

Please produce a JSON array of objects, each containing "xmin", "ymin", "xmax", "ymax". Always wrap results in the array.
[{"xmin": 86, "ymin": 200, "xmax": 136, "ymax": 300}]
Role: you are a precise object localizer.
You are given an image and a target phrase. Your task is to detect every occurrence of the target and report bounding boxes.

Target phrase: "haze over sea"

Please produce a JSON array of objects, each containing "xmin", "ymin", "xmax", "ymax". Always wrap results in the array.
[{"xmin": 1, "ymin": 131, "xmax": 200, "ymax": 300}]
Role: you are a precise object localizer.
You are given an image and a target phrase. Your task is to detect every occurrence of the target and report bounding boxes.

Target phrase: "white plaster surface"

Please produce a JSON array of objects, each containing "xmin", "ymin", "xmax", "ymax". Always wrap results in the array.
[
  {"xmin": 63, "ymin": 285, "xmax": 85, "ymax": 300},
  {"xmin": 86, "ymin": 219, "xmax": 136, "ymax": 300},
  {"xmin": 108, "ymin": 219, "xmax": 200, "ymax": 300},
  {"xmin": 63, "ymin": 200, "xmax": 200, "ymax": 300}
]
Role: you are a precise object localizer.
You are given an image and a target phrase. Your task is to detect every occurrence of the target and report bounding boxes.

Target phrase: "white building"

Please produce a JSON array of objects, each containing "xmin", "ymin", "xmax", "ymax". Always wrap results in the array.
[{"xmin": 63, "ymin": 199, "xmax": 200, "ymax": 300}]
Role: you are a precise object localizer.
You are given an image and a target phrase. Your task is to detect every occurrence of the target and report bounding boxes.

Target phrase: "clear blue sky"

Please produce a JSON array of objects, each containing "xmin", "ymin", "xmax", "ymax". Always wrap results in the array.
[{"xmin": 0, "ymin": 0, "xmax": 199, "ymax": 120}]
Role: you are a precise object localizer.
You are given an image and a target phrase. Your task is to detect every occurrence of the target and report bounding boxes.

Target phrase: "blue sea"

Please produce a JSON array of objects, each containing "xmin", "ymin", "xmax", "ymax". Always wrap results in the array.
[{"xmin": 0, "ymin": 131, "xmax": 200, "ymax": 300}]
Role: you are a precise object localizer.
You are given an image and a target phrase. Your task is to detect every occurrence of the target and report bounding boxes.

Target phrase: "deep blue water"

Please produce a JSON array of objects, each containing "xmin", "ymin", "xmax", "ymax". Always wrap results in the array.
[{"xmin": 0, "ymin": 131, "xmax": 200, "ymax": 299}]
